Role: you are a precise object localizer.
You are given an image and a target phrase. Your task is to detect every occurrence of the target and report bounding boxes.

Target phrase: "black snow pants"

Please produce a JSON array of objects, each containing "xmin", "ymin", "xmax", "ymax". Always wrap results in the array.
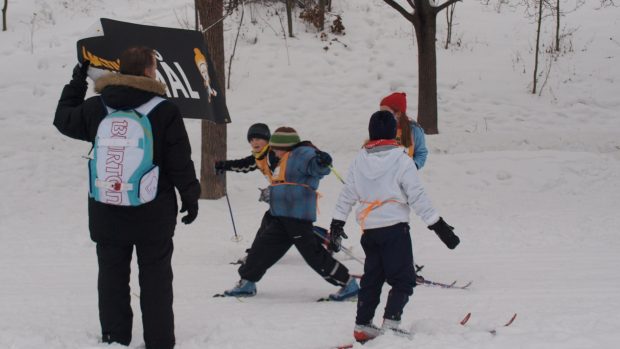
[
  {"xmin": 356, "ymin": 223, "xmax": 416, "ymax": 325},
  {"xmin": 244, "ymin": 210, "xmax": 274, "ymax": 254},
  {"xmin": 96, "ymin": 238, "xmax": 174, "ymax": 349},
  {"xmin": 239, "ymin": 216, "xmax": 350, "ymax": 286}
]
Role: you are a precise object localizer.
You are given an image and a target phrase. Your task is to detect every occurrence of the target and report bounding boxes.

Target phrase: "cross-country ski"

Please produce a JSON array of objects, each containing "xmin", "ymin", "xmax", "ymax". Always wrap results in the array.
[{"xmin": 460, "ymin": 312, "xmax": 518, "ymax": 335}]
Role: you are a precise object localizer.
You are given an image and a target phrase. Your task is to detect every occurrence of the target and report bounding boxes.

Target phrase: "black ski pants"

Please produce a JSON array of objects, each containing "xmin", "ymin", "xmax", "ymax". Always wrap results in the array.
[
  {"xmin": 245, "ymin": 211, "xmax": 326, "ymax": 254},
  {"xmin": 239, "ymin": 216, "xmax": 350, "ymax": 287},
  {"xmin": 245, "ymin": 210, "xmax": 274, "ymax": 254},
  {"xmin": 356, "ymin": 223, "xmax": 416, "ymax": 325},
  {"xmin": 96, "ymin": 238, "xmax": 174, "ymax": 349}
]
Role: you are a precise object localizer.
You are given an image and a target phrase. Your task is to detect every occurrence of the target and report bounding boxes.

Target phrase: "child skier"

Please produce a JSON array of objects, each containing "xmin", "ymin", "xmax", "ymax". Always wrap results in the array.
[
  {"xmin": 329, "ymin": 111, "xmax": 460, "ymax": 342},
  {"xmin": 214, "ymin": 123, "xmax": 279, "ymax": 263},
  {"xmin": 379, "ymin": 92, "xmax": 428, "ymax": 170},
  {"xmin": 223, "ymin": 127, "xmax": 359, "ymax": 301}
]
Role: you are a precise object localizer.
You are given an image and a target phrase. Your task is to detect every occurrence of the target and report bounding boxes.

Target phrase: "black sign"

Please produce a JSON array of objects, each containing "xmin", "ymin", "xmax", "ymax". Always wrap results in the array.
[{"xmin": 77, "ymin": 18, "xmax": 230, "ymax": 123}]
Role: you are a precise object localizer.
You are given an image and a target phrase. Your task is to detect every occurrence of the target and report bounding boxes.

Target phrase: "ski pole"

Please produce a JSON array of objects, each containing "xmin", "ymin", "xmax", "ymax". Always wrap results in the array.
[
  {"xmin": 328, "ymin": 165, "xmax": 345, "ymax": 184},
  {"xmin": 311, "ymin": 229, "xmax": 364, "ymax": 266},
  {"xmin": 225, "ymin": 192, "xmax": 242, "ymax": 242}
]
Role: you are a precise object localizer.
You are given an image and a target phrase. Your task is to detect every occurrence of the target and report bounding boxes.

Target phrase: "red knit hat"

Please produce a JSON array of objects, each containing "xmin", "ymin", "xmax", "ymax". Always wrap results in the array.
[{"xmin": 380, "ymin": 92, "xmax": 407, "ymax": 114}]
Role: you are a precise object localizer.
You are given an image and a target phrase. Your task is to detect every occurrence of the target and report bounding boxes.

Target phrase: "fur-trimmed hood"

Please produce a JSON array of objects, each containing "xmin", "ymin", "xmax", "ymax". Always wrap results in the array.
[
  {"xmin": 95, "ymin": 73, "xmax": 167, "ymax": 95},
  {"xmin": 94, "ymin": 73, "xmax": 167, "ymax": 111}
]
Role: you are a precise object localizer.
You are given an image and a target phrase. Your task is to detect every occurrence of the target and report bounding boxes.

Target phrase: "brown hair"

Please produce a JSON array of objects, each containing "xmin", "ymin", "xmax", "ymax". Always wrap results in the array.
[
  {"xmin": 119, "ymin": 46, "xmax": 155, "ymax": 76},
  {"xmin": 398, "ymin": 113, "xmax": 413, "ymax": 148}
]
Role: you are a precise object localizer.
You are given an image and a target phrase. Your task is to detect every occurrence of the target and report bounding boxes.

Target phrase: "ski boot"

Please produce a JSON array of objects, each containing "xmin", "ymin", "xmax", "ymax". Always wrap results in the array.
[
  {"xmin": 224, "ymin": 279, "xmax": 257, "ymax": 297},
  {"xmin": 329, "ymin": 277, "xmax": 360, "ymax": 301},
  {"xmin": 353, "ymin": 323, "xmax": 383, "ymax": 343}
]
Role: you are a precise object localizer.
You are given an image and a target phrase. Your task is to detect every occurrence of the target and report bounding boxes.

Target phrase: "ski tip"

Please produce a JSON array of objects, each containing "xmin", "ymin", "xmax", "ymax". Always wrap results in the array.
[
  {"xmin": 460, "ymin": 312, "xmax": 472, "ymax": 325},
  {"xmin": 505, "ymin": 313, "xmax": 517, "ymax": 327},
  {"xmin": 333, "ymin": 345, "xmax": 354, "ymax": 349},
  {"xmin": 461, "ymin": 281, "xmax": 473, "ymax": 289}
]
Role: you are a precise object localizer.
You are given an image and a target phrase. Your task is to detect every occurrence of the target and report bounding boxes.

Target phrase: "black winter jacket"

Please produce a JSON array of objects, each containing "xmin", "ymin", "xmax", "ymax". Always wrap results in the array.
[
  {"xmin": 220, "ymin": 148, "xmax": 279, "ymax": 174},
  {"xmin": 54, "ymin": 73, "xmax": 201, "ymax": 244}
]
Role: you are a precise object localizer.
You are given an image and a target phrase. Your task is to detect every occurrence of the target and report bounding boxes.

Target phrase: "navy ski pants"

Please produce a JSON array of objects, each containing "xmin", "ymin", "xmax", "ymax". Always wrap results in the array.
[{"xmin": 356, "ymin": 223, "xmax": 416, "ymax": 325}]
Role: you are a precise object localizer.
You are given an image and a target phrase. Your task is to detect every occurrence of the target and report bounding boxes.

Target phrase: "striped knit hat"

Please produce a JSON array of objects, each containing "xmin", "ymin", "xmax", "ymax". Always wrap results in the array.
[{"xmin": 269, "ymin": 126, "xmax": 300, "ymax": 150}]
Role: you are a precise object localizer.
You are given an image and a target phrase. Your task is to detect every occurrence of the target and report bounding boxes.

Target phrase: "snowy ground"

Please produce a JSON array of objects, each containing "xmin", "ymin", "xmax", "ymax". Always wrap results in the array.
[{"xmin": 1, "ymin": 0, "xmax": 620, "ymax": 348}]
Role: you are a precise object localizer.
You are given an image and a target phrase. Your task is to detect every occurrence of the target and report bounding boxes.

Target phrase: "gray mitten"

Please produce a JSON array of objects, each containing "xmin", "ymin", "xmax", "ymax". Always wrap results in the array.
[{"xmin": 258, "ymin": 187, "xmax": 270, "ymax": 203}]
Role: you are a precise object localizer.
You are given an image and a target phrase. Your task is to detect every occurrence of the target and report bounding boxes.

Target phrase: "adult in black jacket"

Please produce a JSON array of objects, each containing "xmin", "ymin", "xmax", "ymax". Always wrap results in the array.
[{"xmin": 54, "ymin": 46, "xmax": 200, "ymax": 349}]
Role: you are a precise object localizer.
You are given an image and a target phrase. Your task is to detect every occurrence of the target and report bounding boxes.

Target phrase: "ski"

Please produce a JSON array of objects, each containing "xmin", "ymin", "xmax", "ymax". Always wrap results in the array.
[
  {"xmin": 460, "ymin": 312, "xmax": 517, "ymax": 335},
  {"xmin": 350, "ymin": 274, "xmax": 472, "ymax": 290},
  {"xmin": 417, "ymin": 276, "xmax": 473, "ymax": 290},
  {"xmin": 331, "ymin": 328, "xmax": 412, "ymax": 348},
  {"xmin": 317, "ymin": 296, "xmax": 357, "ymax": 302},
  {"xmin": 212, "ymin": 293, "xmax": 248, "ymax": 302},
  {"xmin": 333, "ymin": 345, "xmax": 353, "ymax": 349}
]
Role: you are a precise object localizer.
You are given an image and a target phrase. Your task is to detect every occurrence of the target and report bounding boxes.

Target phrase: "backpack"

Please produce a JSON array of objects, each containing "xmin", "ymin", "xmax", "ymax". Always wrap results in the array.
[{"xmin": 88, "ymin": 96, "xmax": 165, "ymax": 206}]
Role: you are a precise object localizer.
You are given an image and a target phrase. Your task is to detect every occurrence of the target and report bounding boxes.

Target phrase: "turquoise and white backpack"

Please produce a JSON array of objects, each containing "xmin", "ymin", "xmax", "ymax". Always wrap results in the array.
[{"xmin": 88, "ymin": 96, "xmax": 165, "ymax": 206}]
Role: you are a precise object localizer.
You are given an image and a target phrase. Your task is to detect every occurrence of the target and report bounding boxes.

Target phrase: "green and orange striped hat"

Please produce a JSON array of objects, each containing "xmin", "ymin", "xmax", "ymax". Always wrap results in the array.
[{"xmin": 269, "ymin": 126, "xmax": 301, "ymax": 150}]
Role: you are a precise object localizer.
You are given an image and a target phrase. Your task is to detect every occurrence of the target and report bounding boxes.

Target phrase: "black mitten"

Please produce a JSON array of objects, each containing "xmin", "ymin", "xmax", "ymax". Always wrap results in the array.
[
  {"xmin": 72, "ymin": 60, "xmax": 90, "ymax": 82},
  {"xmin": 214, "ymin": 161, "xmax": 227, "ymax": 174},
  {"xmin": 329, "ymin": 219, "xmax": 347, "ymax": 252},
  {"xmin": 315, "ymin": 150, "xmax": 332, "ymax": 167},
  {"xmin": 180, "ymin": 201, "xmax": 199, "ymax": 224},
  {"xmin": 428, "ymin": 217, "xmax": 460, "ymax": 249}
]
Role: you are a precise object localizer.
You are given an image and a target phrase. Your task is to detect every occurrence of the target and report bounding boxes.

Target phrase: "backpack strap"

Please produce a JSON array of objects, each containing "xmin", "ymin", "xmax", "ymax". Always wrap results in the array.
[
  {"xmin": 100, "ymin": 96, "xmax": 166, "ymax": 116},
  {"xmin": 135, "ymin": 96, "xmax": 166, "ymax": 116}
]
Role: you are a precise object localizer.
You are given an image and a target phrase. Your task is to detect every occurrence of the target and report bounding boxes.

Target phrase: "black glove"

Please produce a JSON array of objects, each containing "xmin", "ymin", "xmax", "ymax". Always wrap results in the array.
[
  {"xmin": 328, "ymin": 219, "xmax": 347, "ymax": 252},
  {"xmin": 428, "ymin": 217, "xmax": 460, "ymax": 249},
  {"xmin": 214, "ymin": 160, "xmax": 227, "ymax": 175},
  {"xmin": 72, "ymin": 60, "xmax": 90, "ymax": 82},
  {"xmin": 315, "ymin": 150, "xmax": 332, "ymax": 167},
  {"xmin": 180, "ymin": 200, "xmax": 198, "ymax": 224}
]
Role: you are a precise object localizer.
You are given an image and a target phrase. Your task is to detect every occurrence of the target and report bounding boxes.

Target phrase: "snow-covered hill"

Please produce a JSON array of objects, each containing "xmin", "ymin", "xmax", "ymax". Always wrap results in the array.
[{"xmin": 1, "ymin": 0, "xmax": 619, "ymax": 348}]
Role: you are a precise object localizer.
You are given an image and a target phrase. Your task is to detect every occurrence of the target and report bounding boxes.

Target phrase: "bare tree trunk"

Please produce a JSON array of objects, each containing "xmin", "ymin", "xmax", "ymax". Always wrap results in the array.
[
  {"xmin": 318, "ymin": 0, "xmax": 325, "ymax": 31},
  {"xmin": 2, "ymin": 0, "xmax": 7, "ymax": 32},
  {"xmin": 286, "ymin": 0, "xmax": 294, "ymax": 37},
  {"xmin": 533, "ymin": 0, "xmax": 543, "ymax": 94},
  {"xmin": 196, "ymin": 0, "xmax": 227, "ymax": 199},
  {"xmin": 555, "ymin": 0, "xmax": 560, "ymax": 51},
  {"xmin": 445, "ymin": 3, "xmax": 456, "ymax": 49},
  {"xmin": 415, "ymin": 10, "xmax": 439, "ymax": 134}
]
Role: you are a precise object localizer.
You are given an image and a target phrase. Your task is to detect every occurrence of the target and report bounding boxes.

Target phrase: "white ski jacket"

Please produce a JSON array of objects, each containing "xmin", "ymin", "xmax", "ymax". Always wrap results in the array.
[{"xmin": 332, "ymin": 145, "xmax": 440, "ymax": 230}]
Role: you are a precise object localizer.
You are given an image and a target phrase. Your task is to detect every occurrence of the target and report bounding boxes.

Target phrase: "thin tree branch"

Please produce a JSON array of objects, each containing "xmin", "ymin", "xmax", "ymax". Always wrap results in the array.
[
  {"xmin": 435, "ymin": 0, "xmax": 462, "ymax": 14},
  {"xmin": 383, "ymin": 0, "xmax": 415, "ymax": 22},
  {"xmin": 406, "ymin": 0, "xmax": 415, "ymax": 9},
  {"xmin": 227, "ymin": 1, "xmax": 244, "ymax": 89}
]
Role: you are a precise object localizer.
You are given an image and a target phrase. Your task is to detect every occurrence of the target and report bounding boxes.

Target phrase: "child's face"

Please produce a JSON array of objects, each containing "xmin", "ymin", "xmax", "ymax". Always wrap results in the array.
[
  {"xmin": 249, "ymin": 138, "xmax": 268, "ymax": 152},
  {"xmin": 274, "ymin": 149, "xmax": 286, "ymax": 159}
]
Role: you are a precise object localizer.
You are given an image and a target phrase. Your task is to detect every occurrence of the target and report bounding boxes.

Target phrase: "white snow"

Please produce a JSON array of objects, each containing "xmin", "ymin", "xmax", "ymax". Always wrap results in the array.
[{"xmin": 1, "ymin": 0, "xmax": 620, "ymax": 348}]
